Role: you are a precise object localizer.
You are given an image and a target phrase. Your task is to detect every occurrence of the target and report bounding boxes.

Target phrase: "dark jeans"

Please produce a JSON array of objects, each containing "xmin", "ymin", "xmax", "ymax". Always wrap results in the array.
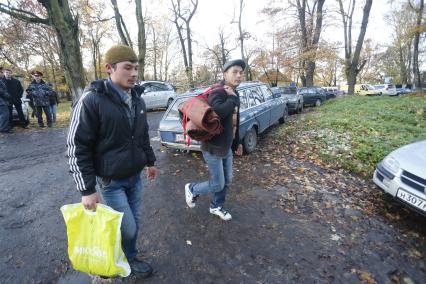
[
  {"xmin": 36, "ymin": 106, "xmax": 52, "ymax": 127},
  {"xmin": 0, "ymin": 105, "xmax": 11, "ymax": 132},
  {"xmin": 8, "ymin": 100, "xmax": 27, "ymax": 126}
]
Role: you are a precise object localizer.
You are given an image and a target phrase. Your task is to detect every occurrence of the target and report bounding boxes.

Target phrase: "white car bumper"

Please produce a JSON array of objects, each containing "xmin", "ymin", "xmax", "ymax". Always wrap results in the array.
[{"xmin": 373, "ymin": 163, "xmax": 426, "ymax": 215}]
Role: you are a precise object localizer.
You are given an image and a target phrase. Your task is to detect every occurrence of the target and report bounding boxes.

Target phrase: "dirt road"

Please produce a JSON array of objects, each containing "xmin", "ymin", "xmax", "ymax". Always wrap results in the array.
[{"xmin": 0, "ymin": 111, "xmax": 424, "ymax": 284}]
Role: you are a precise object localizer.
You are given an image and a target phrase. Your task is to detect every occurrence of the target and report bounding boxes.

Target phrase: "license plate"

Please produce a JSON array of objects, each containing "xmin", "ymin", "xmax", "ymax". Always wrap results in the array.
[
  {"xmin": 396, "ymin": 189, "xmax": 426, "ymax": 212},
  {"xmin": 175, "ymin": 134, "xmax": 185, "ymax": 142}
]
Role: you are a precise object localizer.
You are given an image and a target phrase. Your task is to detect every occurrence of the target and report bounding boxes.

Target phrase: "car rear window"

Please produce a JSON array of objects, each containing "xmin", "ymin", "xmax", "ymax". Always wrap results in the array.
[
  {"xmin": 281, "ymin": 87, "xmax": 297, "ymax": 94},
  {"xmin": 164, "ymin": 97, "xmax": 189, "ymax": 120}
]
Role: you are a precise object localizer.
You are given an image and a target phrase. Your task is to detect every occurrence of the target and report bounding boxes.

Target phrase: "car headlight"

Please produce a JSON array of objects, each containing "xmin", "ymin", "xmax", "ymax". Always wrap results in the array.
[{"xmin": 382, "ymin": 155, "xmax": 400, "ymax": 175}]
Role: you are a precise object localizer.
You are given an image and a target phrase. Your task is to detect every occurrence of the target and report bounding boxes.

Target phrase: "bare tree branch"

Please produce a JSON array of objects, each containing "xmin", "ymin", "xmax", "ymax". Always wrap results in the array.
[{"xmin": 0, "ymin": 3, "xmax": 49, "ymax": 25}]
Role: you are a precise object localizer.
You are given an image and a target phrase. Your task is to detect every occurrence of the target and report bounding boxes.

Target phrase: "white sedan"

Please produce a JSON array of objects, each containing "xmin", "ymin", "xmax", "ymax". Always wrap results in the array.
[
  {"xmin": 373, "ymin": 140, "xmax": 426, "ymax": 216},
  {"xmin": 138, "ymin": 81, "xmax": 177, "ymax": 110}
]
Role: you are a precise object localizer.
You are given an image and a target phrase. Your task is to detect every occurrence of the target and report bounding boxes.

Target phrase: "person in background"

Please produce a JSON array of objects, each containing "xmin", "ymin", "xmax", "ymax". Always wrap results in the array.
[
  {"xmin": 2, "ymin": 68, "xmax": 28, "ymax": 129},
  {"xmin": 48, "ymin": 83, "xmax": 59, "ymax": 124},
  {"xmin": 0, "ymin": 66, "xmax": 12, "ymax": 133},
  {"xmin": 26, "ymin": 71, "xmax": 53, "ymax": 128}
]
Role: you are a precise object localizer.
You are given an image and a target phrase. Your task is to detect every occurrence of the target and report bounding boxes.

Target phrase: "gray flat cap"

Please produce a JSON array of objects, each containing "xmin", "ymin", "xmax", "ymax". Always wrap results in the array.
[{"xmin": 223, "ymin": 59, "xmax": 246, "ymax": 72}]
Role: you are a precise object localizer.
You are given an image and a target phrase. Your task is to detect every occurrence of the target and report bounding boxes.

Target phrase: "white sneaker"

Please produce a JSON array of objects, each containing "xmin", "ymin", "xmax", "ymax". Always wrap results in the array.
[
  {"xmin": 209, "ymin": 207, "xmax": 232, "ymax": 221},
  {"xmin": 185, "ymin": 183, "xmax": 196, "ymax": 208}
]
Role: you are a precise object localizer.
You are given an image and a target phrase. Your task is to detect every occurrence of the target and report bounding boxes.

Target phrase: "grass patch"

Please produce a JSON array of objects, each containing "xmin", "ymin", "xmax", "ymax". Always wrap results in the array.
[
  {"xmin": 273, "ymin": 95, "xmax": 426, "ymax": 176},
  {"xmin": 55, "ymin": 101, "xmax": 72, "ymax": 128}
]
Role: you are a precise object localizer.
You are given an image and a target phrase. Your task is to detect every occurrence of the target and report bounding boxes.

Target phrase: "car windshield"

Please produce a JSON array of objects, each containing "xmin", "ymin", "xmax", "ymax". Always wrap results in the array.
[
  {"xmin": 366, "ymin": 85, "xmax": 376, "ymax": 90},
  {"xmin": 298, "ymin": 88, "xmax": 309, "ymax": 94},
  {"xmin": 164, "ymin": 96, "xmax": 192, "ymax": 121},
  {"xmin": 281, "ymin": 87, "xmax": 297, "ymax": 95}
]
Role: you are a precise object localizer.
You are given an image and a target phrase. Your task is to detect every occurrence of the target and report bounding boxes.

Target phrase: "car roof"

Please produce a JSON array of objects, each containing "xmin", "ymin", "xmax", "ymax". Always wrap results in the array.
[{"xmin": 139, "ymin": 80, "xmax": 171, "ymax": 85}]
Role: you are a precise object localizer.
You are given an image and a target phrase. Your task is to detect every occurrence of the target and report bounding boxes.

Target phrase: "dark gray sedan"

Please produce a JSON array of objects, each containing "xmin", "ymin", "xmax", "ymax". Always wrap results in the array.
[
  {"xmin": 271, "ymin": 86, "xmax": 303, "ymax": 114},
  {"xmin": 159, "ymin": 82, "xmax": 289, "ymax": 154},
  {"xmin": 299, "ymin": 87, "xmax": 327, "ymax": 107}
]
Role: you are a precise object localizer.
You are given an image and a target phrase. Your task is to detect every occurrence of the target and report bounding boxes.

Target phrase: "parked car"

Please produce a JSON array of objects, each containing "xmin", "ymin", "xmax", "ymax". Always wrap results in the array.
[
  {"xmin": 138, "ymin": 81, "xmax": 177, "ymax": 110},
  {"xmin": 158, "ymin": 82, "xmax": 289, "ymax": 154},
  {"xmin": 373, "ymin": 84, "xmax": 397, "ymax": 96},
  {"xmin": 298, "ymin": 87, "xmax": 326, "ymax": 107},
  {"xmin": 322, "ymin": 87, "xmax": 338, "ymax": 99},
  {"xmin": 340, "ymin": 84, "xmax": 381, "ymax": 96},
  {"xmin": 12, "ymin": 98, "xmax": 30, "ymax": 122},
  {"xmin": 373, "ymin": 140, "xmax": 426, "ymax": 216},
  {"xmin": 271, "ymin": 86, "xmax": 303, "ymax": 114},
  {"xmin": 395, "ymin": 85, "xmax": 413, "ymax": 95}
]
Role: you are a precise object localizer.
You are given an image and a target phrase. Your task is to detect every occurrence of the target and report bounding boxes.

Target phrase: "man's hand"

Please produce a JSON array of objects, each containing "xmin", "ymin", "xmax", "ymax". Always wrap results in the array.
[
  {"xmin": 224, "ymin": 85, "xmax": 237, "ymax": 96},
  {"xmin": 147, "ymin": 166, "xmax": 158, "ymax": 181},
  {"xmin": 235, "ymin": 144, "xmax": 243, "ymax": 156},
  {"xmin": 81, "ymin": 192, "xmax": 101, "ymax": 211}
]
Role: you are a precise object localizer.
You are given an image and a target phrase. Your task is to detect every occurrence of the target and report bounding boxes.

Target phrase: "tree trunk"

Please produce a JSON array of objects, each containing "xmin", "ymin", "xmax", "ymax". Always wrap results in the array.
[
  {"xmin": 306, "ymin": 0, "xmax": 325, "ymax": 86},
  {"xmin": 91, "ymin": 34, "xmax": 98, "ymax": 80},
  {"xmin": 135, "ymin": 0, "xmax": 146, "ymax": 81},
  {"xmin": 185, "ymin": 21, "xmax": 194, "ymax": 87},
  {"xmin": 411, "ymin": 0, "xmax": 424, "ymax": 89},
  {"xmin": 296, "ymin": 0, "xmax": 325, "ymax": 87},
  {"xmin": 347, "ymin": 67, "xmax": 357, "ymax": 95},
  {"xmin": 152, "ymin": 25, "xmax": 158, "ymax": 80},
  {"xmin": 398, "ymin": 44, "xmax": 407, "ymax": 84},
  {"xmin": 171, "ymin": 0, "xmax": 197, "ymax": 87},
  {"xmin": 238, "ymin": 0, "xmax": 248, "ymax": 80},
  {"xmin": 111, "ymin": 0, "xmax": 130, "ymax": 46},
  {"xmin": 0, "ymin": 1, "xmax": 84, "ymax": 99},
  {"xmin": 338, "ymin": 0, "xmax": 373, "ymax": 95},
  {"xmin": 39, "ymin": 0, "xmax": 86, "ymax": 101}
]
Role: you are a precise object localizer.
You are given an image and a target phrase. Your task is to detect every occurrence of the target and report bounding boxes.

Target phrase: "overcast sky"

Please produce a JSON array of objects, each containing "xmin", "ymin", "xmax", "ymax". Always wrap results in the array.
[{"xmin": 118, "ymin": 0, "xmax": 394, "ymax": 60}]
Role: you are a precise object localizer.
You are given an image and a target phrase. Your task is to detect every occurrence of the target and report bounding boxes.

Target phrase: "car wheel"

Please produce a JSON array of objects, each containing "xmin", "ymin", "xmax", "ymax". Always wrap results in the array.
[
  {"xmin": 166, "ymin": 98, "xmax": 173, "ymax": 108},
  {"xmin": 279, "ymin": 105, "xmax": 288, "ymax": 124},
  {"xmin": 243, "ymin": 127, "xmax": 257, "ymax": 154},
  {"xmin": 315, "ymin": 99, "xmax": 322, "ymax": 107}
]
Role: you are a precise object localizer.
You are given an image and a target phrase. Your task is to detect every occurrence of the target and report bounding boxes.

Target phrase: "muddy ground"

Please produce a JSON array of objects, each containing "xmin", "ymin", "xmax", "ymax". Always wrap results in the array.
[{"xmin": 0, "ymin": 111, "xmax": 425, "ymax": 284}]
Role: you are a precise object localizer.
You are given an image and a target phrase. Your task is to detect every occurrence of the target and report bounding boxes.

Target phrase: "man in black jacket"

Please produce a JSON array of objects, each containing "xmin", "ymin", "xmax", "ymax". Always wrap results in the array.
[
  {"xmin": 2, "ymin": 68, "xmax": 28, "ymax": 128},
  {"xmin": 66, "ymin": 45, "xmax": 157, "ymax": 278},
  {"xmin": 185, "ymin": 59, "xmax": 245, "ymax": 221},
  {"xmin": 0, "ymin": 67, "xmax": 12, "ymax": 133}
]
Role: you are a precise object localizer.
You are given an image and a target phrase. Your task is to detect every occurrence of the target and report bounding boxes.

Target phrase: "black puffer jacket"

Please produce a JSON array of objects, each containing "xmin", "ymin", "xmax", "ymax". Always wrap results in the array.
[
  {"xmin": 66, "ymin": 79, "xmax": 156, "ymax": 196},
  {"xmin": 2, "ymin": 77, "xmax": 23, "ymax": 103}
]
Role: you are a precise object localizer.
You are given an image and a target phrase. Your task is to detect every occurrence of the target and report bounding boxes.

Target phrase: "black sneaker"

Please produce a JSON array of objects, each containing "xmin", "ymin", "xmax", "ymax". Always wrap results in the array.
[{"xmin": 129, "ymin": 258, "xmax": 153, "ymax": 278}]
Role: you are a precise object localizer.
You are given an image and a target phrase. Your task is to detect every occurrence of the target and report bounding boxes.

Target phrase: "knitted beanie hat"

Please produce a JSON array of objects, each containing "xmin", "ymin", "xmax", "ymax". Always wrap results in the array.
[{"xmin": 104, "ymin": 45, "xmax": 138, "ymax": 64}]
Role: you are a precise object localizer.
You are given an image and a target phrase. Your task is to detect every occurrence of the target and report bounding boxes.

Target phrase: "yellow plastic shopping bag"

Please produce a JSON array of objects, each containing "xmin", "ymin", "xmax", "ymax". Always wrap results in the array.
[{"xmin": 60, "ymin": 203, "xmax": 131, "ymax": 277}]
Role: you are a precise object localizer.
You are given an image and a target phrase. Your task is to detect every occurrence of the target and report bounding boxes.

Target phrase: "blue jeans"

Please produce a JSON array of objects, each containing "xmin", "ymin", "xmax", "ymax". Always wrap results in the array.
[
  {"xmin": 50, "ymin": 104, "xmax": 57, "ymax": 123},
  {"xmin": 96, "ymin": 173, "xmax": 142, "ymax": 261},
  {"xmin": 191, "ymin": 149, "xmax": 233, "ymax": 208}
]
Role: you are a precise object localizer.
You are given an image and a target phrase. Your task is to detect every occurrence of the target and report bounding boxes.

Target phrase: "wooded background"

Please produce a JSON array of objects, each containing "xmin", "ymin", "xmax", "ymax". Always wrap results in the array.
[{"xmin": 0, "ymin": 0, "xmax": 424, "ymax": 100}]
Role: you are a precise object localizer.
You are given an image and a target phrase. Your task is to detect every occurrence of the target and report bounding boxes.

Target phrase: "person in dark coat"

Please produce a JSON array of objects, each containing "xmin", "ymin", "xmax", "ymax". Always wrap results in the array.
[
  {"xmin": 184, "ymin": 59, "xmax": 245, "ymax": 221},
  {"xmin": 48, "ymin": 83, "xmax": 59, "ymax": 123},
  {"xmin": 26, "ymin": 71, "xmax": 53, "ymax": 127},
  {"xmin": 2, "ymin": 68, "xmax": 28, "ymax": 128},
  {"xmin": 0, "ymin": 67, "xmax": 12, "ymax": 133},
  {"xmin": 66, "ymin": 45, "xmax": 158, "ymax": 279}
]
